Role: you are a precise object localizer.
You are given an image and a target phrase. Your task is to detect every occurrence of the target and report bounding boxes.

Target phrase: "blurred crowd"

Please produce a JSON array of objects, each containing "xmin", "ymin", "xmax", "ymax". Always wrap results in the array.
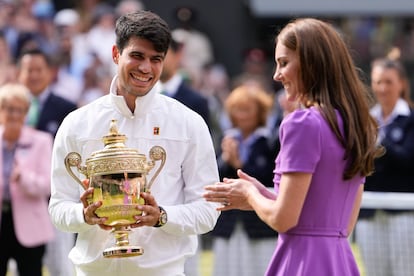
[
  {"xmin": 1, "ymin": 1, "xmax": 414, "ymax": 276},
  {"xmin": 0, "ymin": 0, "xmax": 147, "ymax": 107},
  {"xmin": 2, "ymin": 1, "xmax": 414, "ymax": 117}
]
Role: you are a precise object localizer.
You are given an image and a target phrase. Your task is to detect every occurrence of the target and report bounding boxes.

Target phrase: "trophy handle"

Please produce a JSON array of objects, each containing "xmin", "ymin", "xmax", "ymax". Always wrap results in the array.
[
  {"xmin": 64, "ymin": 152, "xmax": 88, "ymax": 190},
  {"xmin": 145, "ymin": 146, "xmax": 166, "ymax": 192}
]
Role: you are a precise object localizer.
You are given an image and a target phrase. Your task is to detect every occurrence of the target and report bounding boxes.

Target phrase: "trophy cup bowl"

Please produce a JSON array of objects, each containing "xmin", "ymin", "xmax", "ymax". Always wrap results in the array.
[{"xmin": 64, "ymin": 120, "xmax": 166, "ymax": 258}]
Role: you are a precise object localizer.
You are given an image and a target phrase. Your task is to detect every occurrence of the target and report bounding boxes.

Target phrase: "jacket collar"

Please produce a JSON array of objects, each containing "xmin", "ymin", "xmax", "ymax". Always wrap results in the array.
[
  {"xmin": 371, "ymin": 98, "xmax": 411, "ymax": 123},
  {"xmin": 109, "ymin": 75, "xmax": 159, "ymax": 118}
]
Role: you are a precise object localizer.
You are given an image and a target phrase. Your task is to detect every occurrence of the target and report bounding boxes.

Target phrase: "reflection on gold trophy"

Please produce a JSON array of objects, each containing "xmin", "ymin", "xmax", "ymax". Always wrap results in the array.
[{"xmin": 64, "ymin": 120, "xmax": 166, "ymax": 258}]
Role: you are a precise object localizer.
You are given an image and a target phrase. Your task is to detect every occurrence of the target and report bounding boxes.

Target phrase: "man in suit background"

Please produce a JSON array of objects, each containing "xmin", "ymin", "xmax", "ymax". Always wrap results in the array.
[
  {"xmin": 17, "ymin": 48, "xmax": 78, "ymax": 276},
  {"xmin": 159, "ymin": 37, "xmax": 210, "ymax": 128},
  {"xmin": 17, "ymin": 48, "xmax": 78, "ymax": 137}
]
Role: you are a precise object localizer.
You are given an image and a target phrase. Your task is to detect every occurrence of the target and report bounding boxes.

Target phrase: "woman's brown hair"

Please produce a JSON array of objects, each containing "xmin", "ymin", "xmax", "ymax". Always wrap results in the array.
[{"xmin": 276, "ymin": 18, "xmax": 383, "ymax": 179}]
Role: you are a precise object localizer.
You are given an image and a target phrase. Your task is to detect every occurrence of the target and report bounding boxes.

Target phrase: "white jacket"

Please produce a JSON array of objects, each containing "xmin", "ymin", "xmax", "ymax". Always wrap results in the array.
[{"xmin": 49, "ymin": 76, "xmax": 220, "ymax": 276}]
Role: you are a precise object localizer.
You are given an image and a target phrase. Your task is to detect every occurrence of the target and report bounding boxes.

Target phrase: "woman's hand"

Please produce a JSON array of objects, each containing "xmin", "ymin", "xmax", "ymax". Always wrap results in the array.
[
  {"xmin": 237, "ymin": 169, "xmax": 276, "ymax": 200},
  {"xmin": 237, "ymin": 169, "xmax": 263, "ymax": 190},
  {"xmin": 204, "ymin": 176, "xmax": 257, "ymax": 211}
]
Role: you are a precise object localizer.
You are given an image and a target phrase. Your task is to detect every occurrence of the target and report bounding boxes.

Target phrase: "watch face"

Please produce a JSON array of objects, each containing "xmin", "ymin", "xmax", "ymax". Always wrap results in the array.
[
  {"xmin": 160, "ymin": 212, "xmax": 167, "ymax": 224},
  {"xmin": 158, "ymin": 207, "xmax": 167, "ymax": 226}
]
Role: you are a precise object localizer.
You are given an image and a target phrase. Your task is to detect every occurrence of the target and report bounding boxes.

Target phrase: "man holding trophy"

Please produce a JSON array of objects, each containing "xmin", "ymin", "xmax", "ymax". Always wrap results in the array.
[{"xmin": 48, "ymin": 10, "xmax": 220, "ymax": 276}]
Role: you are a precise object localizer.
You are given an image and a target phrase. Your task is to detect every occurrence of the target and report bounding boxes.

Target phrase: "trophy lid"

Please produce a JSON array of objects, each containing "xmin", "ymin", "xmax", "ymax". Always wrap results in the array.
[{"xmin": 85, "ymin": 120, "xmax": 149, "ymax": 176}]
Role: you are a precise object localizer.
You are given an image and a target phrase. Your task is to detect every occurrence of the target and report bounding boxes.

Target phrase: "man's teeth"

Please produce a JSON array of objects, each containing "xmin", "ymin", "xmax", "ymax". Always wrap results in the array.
[{"xmin": 131, "ymin": 74, "xmax": 149, "ymax": 81}]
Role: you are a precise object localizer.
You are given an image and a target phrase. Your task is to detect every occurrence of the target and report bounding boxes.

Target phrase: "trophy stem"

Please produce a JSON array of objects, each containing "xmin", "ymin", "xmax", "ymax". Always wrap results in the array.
[
  {"xmin": 114, "ymin": 226, "xmax": 130, "ymax": 247},
  {"xmin": 103, "ymin": 226, "xmax": 144, "ymax": 258}
]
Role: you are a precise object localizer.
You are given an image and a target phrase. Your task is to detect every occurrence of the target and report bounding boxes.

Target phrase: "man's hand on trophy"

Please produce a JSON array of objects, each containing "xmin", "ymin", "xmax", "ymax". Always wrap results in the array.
[
  {"xmin": 131, "ymin": 192, "xmax": 160, "ymax": 228},
  {"xmin": 81, "ymin": 188, "xmax": 111, "ymax": 230}
]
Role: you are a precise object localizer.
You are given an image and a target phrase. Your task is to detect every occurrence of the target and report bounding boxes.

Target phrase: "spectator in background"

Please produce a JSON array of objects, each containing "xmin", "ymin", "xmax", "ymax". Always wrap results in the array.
[
  {"xmin": 159, "ymin": 37, "xmax": 210, "ymax": 127},
  {"xmin": 17, "ymin": 48, "xmax": 78, "ymax": 136},
  {"xmin": 85, "ymin": 3, "xmax": 117, "ymax": 76},
  {"xmin": 4, "ymin": 0, "xmax": 39, "ymax": 60},
  {"xmin": 0, "ymin": 83, "xmax": 54, "ymax": 276},
  {"xmin": 17, "ymin": 48, "xmax": 78, "ymax": 276},
  {"xmin": 115, "ymin": 0, "xmax": 145, "ymax": 17},
  {"xmin": 266, "ymin": 89, "xmax": 299, "ymax": 151},
  {"xmin": 31, "ymin": 0, "xmax": 59, "ymax": 55},
  {"xmin": 0, "ymin": 31, "xmax": 17, "ymax": 86},
  {"xmin": 78, "ymin": 52, "xmax": 112, "ymax": 107},
  {"xmin": 356, "ymin": 48, "xmax": 414, "ymax": 276},
  {"xmin": 171, "ymin": 6, "xmax": 214, "ymax": 90},
  {"xmin": 50, "ymin": 8, "xmax": 91, "ymax": 105},
  {"xmin": 0, "ymin": 0, "xmax": 15, "ymax": 39},
  {"xmin": 10, "ymin": 0, "xmax": 57, "ymax": 61},
  {"xmin": 198, "ymin": 63, "xmax": 231, "ymax": 154},
  {"xmin": 53, "ymin": 8, "xmax": 92, "ymax": 83},
  {"xmin": 232, "ymin": 47, "xmax": 276, "ymax": 93},
  {"xmin": 211, "ymin": 85, "xmax": 278, "ymax": 276},
  {"xmin": 74, "ymin": 0, "xmax": 101, "ymax": 34},
  {"xmin": 231, "ymin": 47, "xmax": 284, "ymax": 147},
  {"xmin": 49, "ymin": 52, "xmax": 83, "ymax": 105}
]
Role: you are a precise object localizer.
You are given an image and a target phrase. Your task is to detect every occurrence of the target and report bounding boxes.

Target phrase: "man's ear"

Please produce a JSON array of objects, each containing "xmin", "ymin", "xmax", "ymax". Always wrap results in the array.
[{"xmin": 112, "ymin": 45, "xmax": 120, "ymax": 64}]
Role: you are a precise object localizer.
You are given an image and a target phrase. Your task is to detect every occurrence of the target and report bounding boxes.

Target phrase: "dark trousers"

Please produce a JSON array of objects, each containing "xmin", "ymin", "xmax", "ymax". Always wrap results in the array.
[{"xmin": 0, "ymin": 210, "xmax": 45, "ymax": 276}]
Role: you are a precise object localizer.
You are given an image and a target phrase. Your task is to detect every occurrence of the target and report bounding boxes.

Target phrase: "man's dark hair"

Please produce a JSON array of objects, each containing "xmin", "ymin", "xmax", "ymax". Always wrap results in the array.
[
  {"xmin": 115, "ymin": 10, "xmax": 171, "ymax": 54},
  {"xmin": 16, "ymin": 48, "xmax": 52, "ymax": 68}
]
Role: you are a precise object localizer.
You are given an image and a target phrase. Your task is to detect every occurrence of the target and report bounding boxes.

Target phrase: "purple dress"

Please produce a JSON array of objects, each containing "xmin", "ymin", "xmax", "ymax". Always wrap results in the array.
[{"xmin": 266, "ymin": 107, "xmax": 363, "ymax": 276}]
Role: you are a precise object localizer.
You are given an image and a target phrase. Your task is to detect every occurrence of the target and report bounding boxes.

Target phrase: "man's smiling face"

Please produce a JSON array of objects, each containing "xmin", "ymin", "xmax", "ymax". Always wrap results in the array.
[{"xmin": 113, "ymin": 36, "xmax": 165, "ymax": 98}]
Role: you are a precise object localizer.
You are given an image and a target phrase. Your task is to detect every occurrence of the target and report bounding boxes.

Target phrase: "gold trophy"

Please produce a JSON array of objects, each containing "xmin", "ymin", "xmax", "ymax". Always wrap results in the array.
[{"xmin": 64, "ymin": 120, "xmax": 166, "ymax": 258}]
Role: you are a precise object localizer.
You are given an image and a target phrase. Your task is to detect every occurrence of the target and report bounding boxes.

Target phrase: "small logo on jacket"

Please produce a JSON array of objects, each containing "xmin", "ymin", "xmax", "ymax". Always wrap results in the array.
[{"xmin": 153, "ymin": 127, "xmax": 160, "ymax": 135}]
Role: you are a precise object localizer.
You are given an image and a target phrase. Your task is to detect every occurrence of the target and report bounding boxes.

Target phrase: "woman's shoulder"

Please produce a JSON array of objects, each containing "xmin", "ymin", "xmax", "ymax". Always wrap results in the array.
[
  {"xmin": 279, "ymin": 108, "xmax": 324, "ymax": 145},
  {"xmin": 282, "ymin": 107, "xmax": 323, "ymax": 129}
]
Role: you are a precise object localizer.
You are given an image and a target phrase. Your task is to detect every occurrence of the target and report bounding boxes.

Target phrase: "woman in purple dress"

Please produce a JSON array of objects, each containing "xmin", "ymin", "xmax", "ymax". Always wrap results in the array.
[{"xmin": 204, "ymin": 18, "xmax": 383, "ymax": 276}]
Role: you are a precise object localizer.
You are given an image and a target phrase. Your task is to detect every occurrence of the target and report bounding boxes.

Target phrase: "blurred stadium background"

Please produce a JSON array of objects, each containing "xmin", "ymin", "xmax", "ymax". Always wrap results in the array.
[{"xmin": 5, "ymin": 1, "xmax": 414, "ymax": 275}]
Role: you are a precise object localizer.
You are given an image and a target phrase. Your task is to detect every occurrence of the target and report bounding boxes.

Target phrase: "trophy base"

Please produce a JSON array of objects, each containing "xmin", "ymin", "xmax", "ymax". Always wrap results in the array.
[{"xmin": 103, "ymin": 245, "xmax": 144, "ymax": 258}]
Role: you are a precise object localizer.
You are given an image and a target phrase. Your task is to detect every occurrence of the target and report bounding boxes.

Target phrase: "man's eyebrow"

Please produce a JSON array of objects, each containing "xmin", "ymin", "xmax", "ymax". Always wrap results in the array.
[{"xmin": 130, "ymin": 51, "xmax": 165, "ymax": 59}]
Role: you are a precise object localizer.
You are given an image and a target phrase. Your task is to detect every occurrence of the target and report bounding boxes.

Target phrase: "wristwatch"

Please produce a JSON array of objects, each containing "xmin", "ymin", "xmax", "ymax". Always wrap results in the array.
[{"xmin": 153, "ymin": 206, "xmax": 168, "ymax": 227}]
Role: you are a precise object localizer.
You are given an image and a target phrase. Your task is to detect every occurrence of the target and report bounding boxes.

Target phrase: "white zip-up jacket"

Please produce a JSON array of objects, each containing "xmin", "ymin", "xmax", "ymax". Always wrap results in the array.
[{"xmin": 49, "ymin": 76, "xmax": 220, "ymax": 276}]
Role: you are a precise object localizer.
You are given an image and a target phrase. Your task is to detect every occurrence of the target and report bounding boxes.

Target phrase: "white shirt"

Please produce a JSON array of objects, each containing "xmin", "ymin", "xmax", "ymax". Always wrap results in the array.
[{"xmin": 49, "ymin": 75, "xmax": 220, "ymax": 276}]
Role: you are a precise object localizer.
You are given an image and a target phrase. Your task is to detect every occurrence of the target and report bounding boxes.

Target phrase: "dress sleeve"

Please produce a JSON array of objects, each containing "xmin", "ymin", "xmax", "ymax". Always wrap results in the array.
[{"xmin": 277, "ymin": 109, "xmax": 322, "ymax": 174}]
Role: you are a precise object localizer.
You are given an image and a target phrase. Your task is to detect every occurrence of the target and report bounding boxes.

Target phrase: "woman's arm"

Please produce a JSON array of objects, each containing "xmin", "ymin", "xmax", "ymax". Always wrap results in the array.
[
  {"xmin": 347, "ymin": 184, "xmax": 363, "ymax": 236},
  {"xmin": 204, "ymin": 171, "xmax": 312, "ymax": 233},
  {"xmin": 237, "ymin": 169, "xmax": 276, "ymax": 200},
  {"xmin": 249, "ymin": 172, "xmax": 312, "ymax": 233}
]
